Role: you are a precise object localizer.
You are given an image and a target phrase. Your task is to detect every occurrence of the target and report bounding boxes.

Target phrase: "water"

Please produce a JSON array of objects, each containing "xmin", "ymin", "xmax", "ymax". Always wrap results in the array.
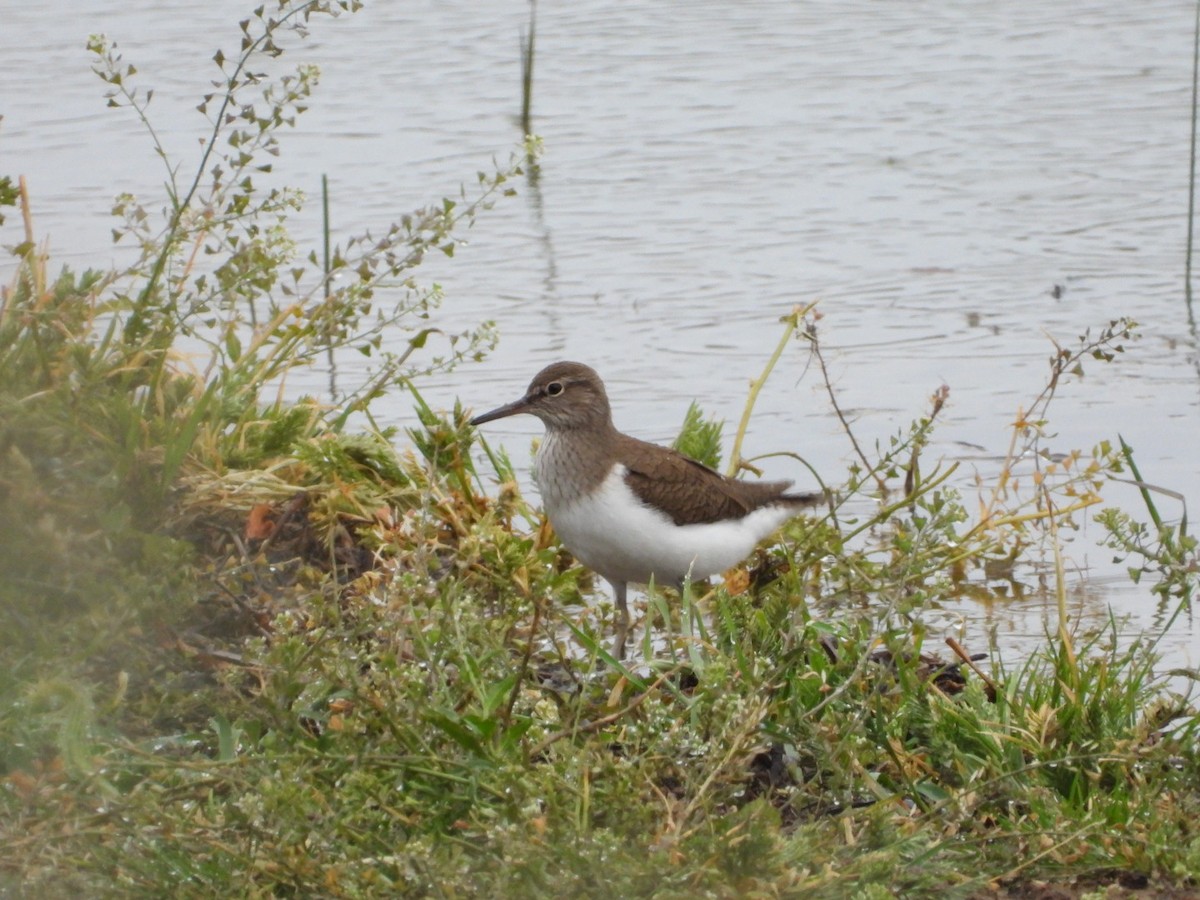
[{"xmin": 3, "ymin": 0, "xmax": 1197, "ymax": 668}]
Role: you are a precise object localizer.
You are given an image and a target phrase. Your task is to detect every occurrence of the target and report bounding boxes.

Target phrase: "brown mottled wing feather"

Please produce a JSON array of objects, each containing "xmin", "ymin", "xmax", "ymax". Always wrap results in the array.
[{"xmin": 616, "ymin": 434, "xmax": 815, "ymax": 526}]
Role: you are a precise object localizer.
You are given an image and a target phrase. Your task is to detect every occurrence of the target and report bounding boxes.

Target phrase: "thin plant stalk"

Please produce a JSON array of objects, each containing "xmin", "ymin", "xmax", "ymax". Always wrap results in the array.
[
  {"xmin": 519, "ymin": 1, "xmax": 536, "ymax": 136},
  {"xmin": 1187, "ymin": 0, "xmax": 1200, "ymax": 304},
  {"xmin": 725, "ymin": 302, "xmax": 815, "ymax": 478},
  {"xmin": 322, "ymin": 172, "xmax": 337, "ymax": 398}
]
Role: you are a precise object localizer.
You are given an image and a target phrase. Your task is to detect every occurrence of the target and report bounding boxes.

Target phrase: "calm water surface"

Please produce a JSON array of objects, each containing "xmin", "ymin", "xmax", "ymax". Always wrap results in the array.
[{"xmin": 4, "ymin": 1, "xmax": 1197, "ymax": 667}]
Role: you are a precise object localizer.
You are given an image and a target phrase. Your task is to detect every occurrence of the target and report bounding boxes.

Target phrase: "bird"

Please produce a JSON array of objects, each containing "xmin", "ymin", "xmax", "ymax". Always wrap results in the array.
[{"xmin": 470, "ymin": 361, "xmax": 821, "ymax": 657}]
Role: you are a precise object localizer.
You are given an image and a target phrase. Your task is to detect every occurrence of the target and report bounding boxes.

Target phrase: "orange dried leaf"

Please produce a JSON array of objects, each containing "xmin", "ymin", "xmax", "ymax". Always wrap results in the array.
[
  {"xmin": 606, "ymin": 675, "xmax": 629, "ymax": 708},
  {"xmin": 5, "ymin": 770, "xmax": 38, "ymax": 799},
  {"xmin": 245, "ymin": 504, "xmax": 276, "ymax": 540},
  {"xmin": 724, "ymin": 568, "xmax": 751, "ymax": 596}
]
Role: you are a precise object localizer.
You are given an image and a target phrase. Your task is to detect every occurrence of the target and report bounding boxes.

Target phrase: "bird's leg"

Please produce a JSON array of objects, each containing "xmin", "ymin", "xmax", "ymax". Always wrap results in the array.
[{"xmin": 610, "ymin": 580, "xmax": 630, "ymax": 659}]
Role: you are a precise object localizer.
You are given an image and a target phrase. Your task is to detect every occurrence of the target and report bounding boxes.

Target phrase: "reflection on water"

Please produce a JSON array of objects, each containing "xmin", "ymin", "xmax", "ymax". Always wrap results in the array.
[{"xmin": 3, "ymin": 0, "xmax": 1197, "ymax": 666}]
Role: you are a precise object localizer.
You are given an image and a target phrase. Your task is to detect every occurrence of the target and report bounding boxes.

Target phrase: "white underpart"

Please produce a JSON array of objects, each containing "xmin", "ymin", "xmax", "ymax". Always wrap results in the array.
[{"xmin": 541, "ymin": 464, "xmax": 796, "ymax": 588}]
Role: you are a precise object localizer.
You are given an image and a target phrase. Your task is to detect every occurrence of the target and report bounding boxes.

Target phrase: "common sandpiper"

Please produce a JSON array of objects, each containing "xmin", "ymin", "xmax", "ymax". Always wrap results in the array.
[{"xmin": 470, "ymin": 361, "xmax": 821, "ymax": 657}]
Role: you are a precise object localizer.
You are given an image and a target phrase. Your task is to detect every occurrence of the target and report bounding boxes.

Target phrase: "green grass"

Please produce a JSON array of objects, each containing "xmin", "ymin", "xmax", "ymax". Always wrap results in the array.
[
  {"xmin": 1, "ymin": 338, "xmax": 1195, "ymax": 895},
  {"xmin": 1, "ymin": 3, "xmax": 1197, "ymax": 897}
]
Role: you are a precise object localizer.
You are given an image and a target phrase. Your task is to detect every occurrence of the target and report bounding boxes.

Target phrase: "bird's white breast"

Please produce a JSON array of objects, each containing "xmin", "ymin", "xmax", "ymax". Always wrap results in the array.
[{"xmin": 535, "ymin": 456, "xmax": 795, "ymax": 588}]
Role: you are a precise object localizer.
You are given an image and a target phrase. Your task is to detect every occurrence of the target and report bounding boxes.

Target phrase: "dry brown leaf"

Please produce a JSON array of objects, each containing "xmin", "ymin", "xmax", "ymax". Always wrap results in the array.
[
  {"xmin": 245, "ymin": 503, "xmax": 276, "ymax": 540},
  {"xmin": 724, "ymin": 568, "xmax": 750, "ymax": 596}
]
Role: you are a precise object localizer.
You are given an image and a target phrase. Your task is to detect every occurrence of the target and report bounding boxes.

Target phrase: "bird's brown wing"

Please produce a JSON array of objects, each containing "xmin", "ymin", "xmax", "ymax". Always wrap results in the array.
[{"xmin": 617, "ymin": 434, "xmax": 803, "ymax": 526}]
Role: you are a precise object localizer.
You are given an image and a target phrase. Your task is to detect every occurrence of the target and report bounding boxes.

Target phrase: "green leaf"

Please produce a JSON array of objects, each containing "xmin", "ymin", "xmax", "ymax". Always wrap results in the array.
[
  {"xmin": 210, "ymin": 715, "xmax": 241, "ymax": 761},
  {"xmin": 425, "ymin": 711, "xmax": 487, "ymax": 757},
  {"xmin": 672, "ymin": 401, "xmax": 724, "ymax": 469}
]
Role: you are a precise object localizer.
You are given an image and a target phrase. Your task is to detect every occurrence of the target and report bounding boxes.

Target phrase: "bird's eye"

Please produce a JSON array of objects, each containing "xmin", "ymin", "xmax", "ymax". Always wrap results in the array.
[{"xmin": 546, "ymin": 381, "xmax": 564, "ymax": 396}]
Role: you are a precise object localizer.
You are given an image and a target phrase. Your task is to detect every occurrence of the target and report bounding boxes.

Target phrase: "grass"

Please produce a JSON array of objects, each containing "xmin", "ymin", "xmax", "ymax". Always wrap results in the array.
[
  {"xmin": 1, "ymin": 3, "xmax": 1198, "ymax": 897},
  {"xmin": 520, "ymin": 0, "xmax": 537, "ymax": 137}
]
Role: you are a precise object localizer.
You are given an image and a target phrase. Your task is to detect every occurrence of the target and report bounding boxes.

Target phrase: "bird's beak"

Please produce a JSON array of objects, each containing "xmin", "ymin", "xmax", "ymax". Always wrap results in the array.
[{"xmin": 469, "ymin": 393, "xmax": 535, "ymax": 427}]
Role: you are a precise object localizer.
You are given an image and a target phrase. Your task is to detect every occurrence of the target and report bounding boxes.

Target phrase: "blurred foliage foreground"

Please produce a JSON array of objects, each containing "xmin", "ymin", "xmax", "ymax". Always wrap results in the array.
[{"xmin": 1, "ymin": 3, "xmax": 1198, "ymax": 897}]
